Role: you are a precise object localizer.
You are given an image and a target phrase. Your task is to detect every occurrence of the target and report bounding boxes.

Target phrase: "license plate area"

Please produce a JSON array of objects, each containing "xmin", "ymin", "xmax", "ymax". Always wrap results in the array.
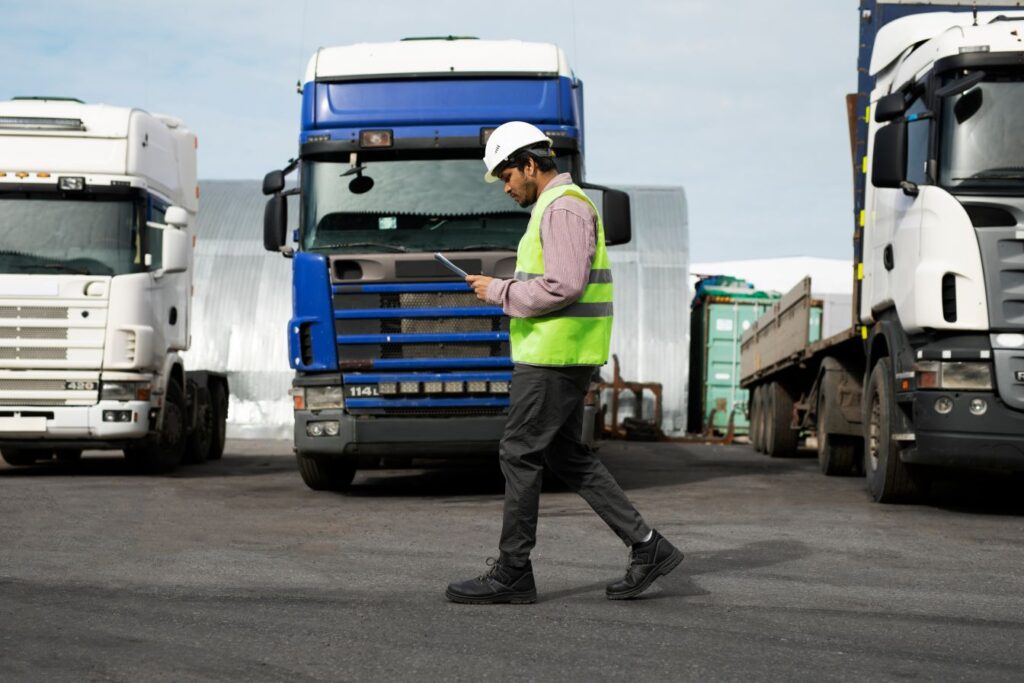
[{"xmin": 0, "ymin": 416, "xmax": 47, "ymax": 433}]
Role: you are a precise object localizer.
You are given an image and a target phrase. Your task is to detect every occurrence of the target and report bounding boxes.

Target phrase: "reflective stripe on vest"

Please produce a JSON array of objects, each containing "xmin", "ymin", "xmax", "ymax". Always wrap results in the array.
[{"xmin": 509, "ymin": 183, "xmax": 613, "ymax": 366}]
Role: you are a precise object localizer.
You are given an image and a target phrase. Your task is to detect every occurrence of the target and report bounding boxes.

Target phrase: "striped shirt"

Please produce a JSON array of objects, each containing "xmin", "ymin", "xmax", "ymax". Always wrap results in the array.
[{"xmin": 485, "ymin": 173, "xmax": 596, "ymax": 318}]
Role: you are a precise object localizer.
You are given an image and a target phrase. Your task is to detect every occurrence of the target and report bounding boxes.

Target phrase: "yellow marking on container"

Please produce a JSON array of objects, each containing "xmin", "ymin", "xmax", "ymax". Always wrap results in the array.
[
  {"xmin": 861, "ymin": 326, "xmax": 869, "ymax": 340},
  {"xmin": 859, "ymin": 209, "xmax": 865, "ymax": 227},
  {"xmin": 857, "ymin": 263, "xmax": 864, "ymax": 280},
  {"xmin": 865, "ymin": 105, "xmax": 870, "ymax": 122},
  {"xmin": 862, "ymin": 156, "xmax": 868, "ymax": 174}
]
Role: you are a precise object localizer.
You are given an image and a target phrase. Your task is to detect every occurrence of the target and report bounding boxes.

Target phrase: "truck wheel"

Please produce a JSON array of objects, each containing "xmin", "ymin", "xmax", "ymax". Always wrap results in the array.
[
  {"xmin": 125, "ymin": 380, "xmax": 186, "ymax": 473},
  {"xmin": 766, "ymin": 382, "xmax": 797, "ymax": 458},
  {"xmin": 296, "ymin": 451, "xmax": 356, "ymax": 491},
  {"xmin": 864, "ymin": 358, "xmax": 928, "ymax": 503},
  {"xmin": 207, "ymin": 382, "xmax": 227, "ymax": 461},
  {"xmin": 817, "ymin": 377, "xmax": 859, "ymax": 476},
  {"xmin": 54, "ymin": 449, "xmax": 82, "ymax": 463},
  {"xmin": 1, "ymin": 448, "xmax": 41, "ymax": 466},
  {"xmin": 750, "ymin": 385, "xmax": 764, "ymax": 452},
  {"xmin": 184, "ymin": 384, "xmax": 213, "ymax": 464}
]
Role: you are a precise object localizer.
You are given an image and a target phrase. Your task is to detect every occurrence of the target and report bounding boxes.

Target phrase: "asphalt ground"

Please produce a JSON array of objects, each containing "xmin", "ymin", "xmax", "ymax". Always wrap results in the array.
[{"xmin": 2, "ymin": 439, "xmax": 1024, "ymax": 682}]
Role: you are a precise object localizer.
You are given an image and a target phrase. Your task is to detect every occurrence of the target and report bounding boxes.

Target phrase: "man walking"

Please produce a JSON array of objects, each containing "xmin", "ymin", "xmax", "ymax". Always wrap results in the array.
[{"xmin": 445, "ymin": 122, "xmax": 683, "ymax": 604}]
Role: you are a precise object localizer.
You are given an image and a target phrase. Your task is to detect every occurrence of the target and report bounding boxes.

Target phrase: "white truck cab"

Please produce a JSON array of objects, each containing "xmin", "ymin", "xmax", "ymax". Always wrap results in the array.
[{"xmin": 0, "ymin": 97, "xmax": 227, "ymax": 470}]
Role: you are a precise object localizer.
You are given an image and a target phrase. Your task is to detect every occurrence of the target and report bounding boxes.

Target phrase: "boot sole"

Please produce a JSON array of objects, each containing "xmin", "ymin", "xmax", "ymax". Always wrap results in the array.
[
  {"xmin": 606, "ymin": 548, "xmax": 684, "ymax": 600},
  {"xmin": 445, "ymin": 589, "xmax": 537, "ymax": 605}
]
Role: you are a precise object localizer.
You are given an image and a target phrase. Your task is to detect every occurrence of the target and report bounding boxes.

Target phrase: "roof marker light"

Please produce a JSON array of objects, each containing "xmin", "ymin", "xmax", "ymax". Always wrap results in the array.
[
  {"xmin": 360, "ymin": 130, "xmax": 393, "ymax": 148},
  {"xmin": 58, "ymin": 176, "xmax": 85, "ymax": 191},
  {"xmin": 0, "ymin": 116, "xmax": 86, "ymax": 131}
]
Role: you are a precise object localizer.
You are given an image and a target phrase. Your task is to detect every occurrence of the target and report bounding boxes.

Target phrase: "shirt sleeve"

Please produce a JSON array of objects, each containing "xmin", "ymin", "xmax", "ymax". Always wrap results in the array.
[{"xmin": 485, "ymin": 203, "xmax": 596, "ymax": 318}]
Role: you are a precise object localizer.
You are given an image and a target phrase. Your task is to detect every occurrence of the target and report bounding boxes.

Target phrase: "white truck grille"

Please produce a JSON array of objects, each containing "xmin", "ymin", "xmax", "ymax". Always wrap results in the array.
[{"xmin": 0, "ymin": 300, "xmax": 106, "ymax": 370}]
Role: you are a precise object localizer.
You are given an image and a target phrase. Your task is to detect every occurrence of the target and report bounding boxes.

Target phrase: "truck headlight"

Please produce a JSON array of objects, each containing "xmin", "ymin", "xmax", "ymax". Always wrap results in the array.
[
  {"xmin": 305, "ymin": 385, "xmax": 344, "ymax": 410},
  {"xmin": 100, "ymin": 381, "xmax": 151, "ymax": 401},
  {"xmin": 914, "ymin": 361, "xmax": 992, "ymax": 391}
]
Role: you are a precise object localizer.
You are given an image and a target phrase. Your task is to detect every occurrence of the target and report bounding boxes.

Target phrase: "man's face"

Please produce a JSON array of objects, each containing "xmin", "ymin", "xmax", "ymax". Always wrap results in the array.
[{"xmin": 499, "ymin": 159, "xmax": 538, "ymax": 208}]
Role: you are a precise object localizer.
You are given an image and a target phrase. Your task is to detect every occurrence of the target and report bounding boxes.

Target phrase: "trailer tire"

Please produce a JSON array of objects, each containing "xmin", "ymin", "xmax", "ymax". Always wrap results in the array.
[
  {"xmin": 864, "ymin": 358, "xmax": 928, "ymax": 503},
  {"xmin": 817, "ymin": 375, "xmax": 859, "ymax": 476},
  {"xmin": 766, "ymin": 382, "xmax": 797, "ymax": 458},
  {"xmin": 750, "ymin": 385, "xmax": 764, "ymax": 452},
  {"xmin": 207, "ymin": 382, "xmax": 227, "ymax": 461},
  {"xmin": 1, "ymin": 448, "xmax": 41, "ymax": 466},
  {"xmin": 296, "ymin": 451, "xmax": 356, "ymax": 491}
]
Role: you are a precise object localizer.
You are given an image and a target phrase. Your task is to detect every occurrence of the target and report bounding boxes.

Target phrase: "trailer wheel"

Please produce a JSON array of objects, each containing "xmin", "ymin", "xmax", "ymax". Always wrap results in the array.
[
  {"xmin": 765, "ymin": 382, "xmax": 797, "ymax": 458},
  {"xmin": 296, "ymin": 451, "xmax": 356, "ymax": 491},
  {"xmin": 1, "ymin": 448, "xmax": 42, "ymax": 466},
  {"xmin": 750, "ymin": 385, "xmax": 764, "ymax": 452},
  {"xmin": 864, "ymin": 358, "xmax": 928, "ymax": 503},
  {"xmin": 756, "ymin": 384, "xmax": 769, "ymax": 453},
  {"xmin": 125, "ymin": 380, "xmax": 186, "ymax": 473},
  {"xmin": 207, "ymin": 382, "xmax": 227, "ymax": 461},
  {"xmin": 817, "ymin": 376, "xmax": 859, "ymax": 476}
]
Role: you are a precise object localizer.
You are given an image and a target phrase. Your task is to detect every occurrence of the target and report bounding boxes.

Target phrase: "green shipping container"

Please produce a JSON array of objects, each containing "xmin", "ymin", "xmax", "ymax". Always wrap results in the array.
[{"xmin": 688, "ymin": 276, "xmax": 824, "ymax": 435}]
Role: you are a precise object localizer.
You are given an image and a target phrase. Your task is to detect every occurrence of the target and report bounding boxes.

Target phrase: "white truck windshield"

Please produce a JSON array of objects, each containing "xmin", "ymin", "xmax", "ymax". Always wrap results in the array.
[
  {"xmin": 301, "ymin": 158, "xmax": 534, "ymax": 253},
  {"xmin": 941, "ymin": 77, "xmax": 1024, "ymax": 190},
  {"xmin": 0, "ymin": 196, "xmax": 143, "ymax": 276}
]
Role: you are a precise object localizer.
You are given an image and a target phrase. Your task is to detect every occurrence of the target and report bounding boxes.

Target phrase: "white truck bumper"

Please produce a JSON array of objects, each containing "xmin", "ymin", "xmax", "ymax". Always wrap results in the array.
[{"xmin": 0, "ymin": 401, "xmax": 152, "ymax": 441}]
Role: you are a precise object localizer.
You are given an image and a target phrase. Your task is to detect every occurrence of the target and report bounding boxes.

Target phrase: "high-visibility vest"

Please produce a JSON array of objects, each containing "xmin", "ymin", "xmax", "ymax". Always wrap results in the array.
[{"xmin": 509, "ymin": 183, "xmax": 613, "ymax": 366}]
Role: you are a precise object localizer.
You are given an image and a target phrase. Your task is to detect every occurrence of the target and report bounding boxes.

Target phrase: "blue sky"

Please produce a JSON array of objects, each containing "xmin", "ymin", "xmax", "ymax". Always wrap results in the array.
[{"xmin": 1, "ymin": 1, "xmax": 858, "ymax": 262}]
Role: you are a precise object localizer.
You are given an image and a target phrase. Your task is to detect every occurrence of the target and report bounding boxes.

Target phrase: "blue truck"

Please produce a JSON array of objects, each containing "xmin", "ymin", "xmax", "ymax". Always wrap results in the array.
[{"xmin": 262, "ymin": 37, "xmax": 631, "ymax": 490}]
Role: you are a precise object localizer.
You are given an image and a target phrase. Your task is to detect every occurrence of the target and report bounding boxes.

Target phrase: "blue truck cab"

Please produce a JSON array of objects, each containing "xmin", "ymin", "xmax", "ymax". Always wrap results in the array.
[{"xmin": 262, "ymin": 37, "xmax": 631, "ymax": 490}]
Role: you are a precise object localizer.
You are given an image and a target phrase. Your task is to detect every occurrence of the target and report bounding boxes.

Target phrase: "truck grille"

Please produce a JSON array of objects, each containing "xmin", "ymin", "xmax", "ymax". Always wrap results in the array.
[
  {"xmin": 0, "ymin": 348, "xmax": 68, "ymax": 360},
  {"xmin": 332, "ymin": 281, "xmax": 511, "ymax": 415},
  {"xmin": 0, "ymin": 306, "xmax": 69, "ymax": 319},
  {"xmin": 0, "ymin": 297, "xmax": 106, "ymax": 369},
  {"xmin": 0, "ymin": 327, "xmax": 67, "ymax": 340}
]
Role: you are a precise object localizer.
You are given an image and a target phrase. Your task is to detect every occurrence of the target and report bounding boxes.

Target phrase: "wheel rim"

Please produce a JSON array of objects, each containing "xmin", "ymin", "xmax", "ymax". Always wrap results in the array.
[{"xmin": 868, "ymin": 393, "xmax": 882, "ymax": 473}]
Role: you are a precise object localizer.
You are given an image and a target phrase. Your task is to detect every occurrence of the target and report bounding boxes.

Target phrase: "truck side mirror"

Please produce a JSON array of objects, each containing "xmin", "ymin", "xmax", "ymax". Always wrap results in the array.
[
  {"xmin": 164, "ymin": 206, "xmax": 188, "ymax": 228},
  {"xmin": 580, "ymin": 183, "xmax": 632, "ymax": 246},
  {"xmin": 160, "ymin": 227, "xmax": 190, "ymax": 275},
  {"xmin": 871, "ymin": 121, "xmax": 907, "ymax": 189},
  {"xmin": 264, "ymin": 195, "xmax": 288, "ymax": 252},
  {"xmin": 874, "ymin": 92, "xmax": 906, "ymax": 123},
  {"xmin": 263, "ymin": 170, "xmax": 285, "ymax": 196}
]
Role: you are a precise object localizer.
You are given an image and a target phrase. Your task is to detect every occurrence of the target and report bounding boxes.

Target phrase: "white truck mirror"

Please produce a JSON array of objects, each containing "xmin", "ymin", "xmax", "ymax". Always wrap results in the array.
[
  {"xmin": 164, "ymin": 206, "xmax": 188, "ymax": 228},
  {"xmin": 160, "ymin": 227, "xmax": 190, "ymax": 275}
]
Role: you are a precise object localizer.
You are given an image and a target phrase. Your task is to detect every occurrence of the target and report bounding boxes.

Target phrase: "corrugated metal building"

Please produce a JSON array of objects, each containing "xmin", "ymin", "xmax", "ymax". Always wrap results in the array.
[{"xmin": 188, "ymin": 181, "xmax": 689, "ymax": 438}]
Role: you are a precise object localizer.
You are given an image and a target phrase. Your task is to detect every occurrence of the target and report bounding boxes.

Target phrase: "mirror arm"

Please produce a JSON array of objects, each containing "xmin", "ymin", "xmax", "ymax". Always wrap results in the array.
[
  {"xmin": 900, "ymin": 180, "xmax": 920, "ymax": 197},
  {"xmin": 281, "ymin": 187, "xmax": 301, "ymax": 197}
]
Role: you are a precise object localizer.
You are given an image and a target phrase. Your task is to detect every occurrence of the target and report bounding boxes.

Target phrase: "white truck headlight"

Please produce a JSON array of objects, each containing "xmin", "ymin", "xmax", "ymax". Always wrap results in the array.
[
  {"xmin": 100, "ymin": 381, "xmax": 151, "ymax": 401},
  {"xmin": 914, "ymin": 361, "xmax": 992, "ymax": 391},
  {"xmin": 305, "ymin": 385, "xmax": 344, "ymax": 410}
]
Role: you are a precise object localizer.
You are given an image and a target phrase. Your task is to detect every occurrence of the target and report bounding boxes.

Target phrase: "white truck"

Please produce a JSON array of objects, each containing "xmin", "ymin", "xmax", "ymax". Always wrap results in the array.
[
  {"xmin": 742, "ymin": 2, "xmax": 1024, "ymax": 502},
  {"xmin": 0, "ymin": 97, "xmax": 227, "ymax": 470}
]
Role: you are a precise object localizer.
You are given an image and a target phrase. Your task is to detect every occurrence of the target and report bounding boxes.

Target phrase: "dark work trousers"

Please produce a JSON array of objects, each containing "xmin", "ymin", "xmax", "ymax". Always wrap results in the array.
[{"xmin": 498, "ymin": 363, "xmax": 651, "ymax": 565}]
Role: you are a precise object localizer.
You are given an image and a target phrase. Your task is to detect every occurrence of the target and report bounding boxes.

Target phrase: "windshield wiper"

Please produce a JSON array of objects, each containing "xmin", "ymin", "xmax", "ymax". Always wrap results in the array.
[
  {"xmin": 34, "ymin": 263, "xmax": 93, "ymax": 275},
  {"xmin": 314, "ymin": 242, "xmax": 408, "ymax": 253},
  {"xmin": 443, "ymin": 245, "xmax": 516, "ymax": 252}
]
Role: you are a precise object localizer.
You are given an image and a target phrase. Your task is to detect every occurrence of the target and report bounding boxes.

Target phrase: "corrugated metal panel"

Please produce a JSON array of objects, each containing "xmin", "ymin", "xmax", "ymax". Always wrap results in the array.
[
  {"xmin": 607, "ymin": 186, "xmax": 689, "ymax": 434},
  {"xmin": 187, "ymin": 181, "xmax": 689, "ymax": 438}
]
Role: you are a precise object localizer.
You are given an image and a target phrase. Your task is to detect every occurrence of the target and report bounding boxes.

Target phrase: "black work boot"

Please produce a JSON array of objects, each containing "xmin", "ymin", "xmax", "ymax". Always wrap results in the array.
[
  {"xmin": 446, "ymin": 558, "xmax": 537, "ymax": 604},
  {"xmin": 606, "ymin": 530, "xmax": 684, "ymax": 600}
]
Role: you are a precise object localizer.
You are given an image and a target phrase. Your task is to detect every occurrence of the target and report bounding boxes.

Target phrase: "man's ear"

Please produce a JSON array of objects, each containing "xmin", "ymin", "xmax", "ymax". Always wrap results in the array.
[{"xmin": 523, "ymin": 156, "xmax": 537, "ymax": 179}]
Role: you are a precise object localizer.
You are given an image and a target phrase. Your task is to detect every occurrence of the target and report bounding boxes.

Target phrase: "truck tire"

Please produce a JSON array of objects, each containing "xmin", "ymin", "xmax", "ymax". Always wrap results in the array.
[
  {"xmin": 750, "ymin": 385, "xmax": 764, "ymax": 452},
  {"xmin": 766, "ymin": 381, "xmax": 797, "ymax": 458},
  {"xmin": 124, "ymin": 380, "xmax": 186, "ymax": 473},
  {"xmin": 296, "ymin": 451, "xmax": 356, "ymax": 491},
  {"xmin": 864, "ymin": 358, "xmax": 928, "ymax": 503},
  {"xmin": 184, "ymin": 384, "xmax": 213, "ymax": 464},
  {"xmin": 1, "ymin": 448, "xmax": 41, "ymax": 466},
  {"xmin": 207, "ymin": 382, "xmax": 227, "ymax": 461},
  {"xmin": 817, "ymin": 377, "xmax": 859, "ymax": 476}
]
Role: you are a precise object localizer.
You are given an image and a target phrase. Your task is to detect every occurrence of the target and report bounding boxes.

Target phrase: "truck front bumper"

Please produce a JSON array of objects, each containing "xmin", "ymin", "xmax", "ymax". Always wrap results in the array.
[
  {"xmin": 0, "ymin": 401, "xmax": 152, "ymax": 448},
  {"xmin": 908, "ymin": 390, "xmax": 1024, "ymax": 471},
  {"xmin": 294, "ymin": 409, "xmax": 507, "ymax": 458}
]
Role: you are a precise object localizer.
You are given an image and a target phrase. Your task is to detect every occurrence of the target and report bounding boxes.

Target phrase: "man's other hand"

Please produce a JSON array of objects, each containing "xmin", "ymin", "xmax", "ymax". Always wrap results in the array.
[{"xmin": 466, "ymin": 275, "xmax": 493, "ymax": 301}]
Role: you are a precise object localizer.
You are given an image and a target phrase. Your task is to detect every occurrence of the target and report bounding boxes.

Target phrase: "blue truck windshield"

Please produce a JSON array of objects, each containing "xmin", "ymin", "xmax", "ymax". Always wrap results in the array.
[
  {"xmin": 941, "ymin": 77, "xmax": 1024, "ymax": 190},
  {"xmin": 301, "ymin": 158, "xmax": 532, "ymax": 253},
  {"xmin": 0, "ymin": 196, "xmax": 144, "ymax": 276}
]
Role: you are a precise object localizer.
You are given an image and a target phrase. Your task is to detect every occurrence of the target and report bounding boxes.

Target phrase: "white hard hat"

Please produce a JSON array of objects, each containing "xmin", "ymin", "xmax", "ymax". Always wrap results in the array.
[{"xmin": 482, "ymin": 121, "xmax": 553, "ymax": 183}]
